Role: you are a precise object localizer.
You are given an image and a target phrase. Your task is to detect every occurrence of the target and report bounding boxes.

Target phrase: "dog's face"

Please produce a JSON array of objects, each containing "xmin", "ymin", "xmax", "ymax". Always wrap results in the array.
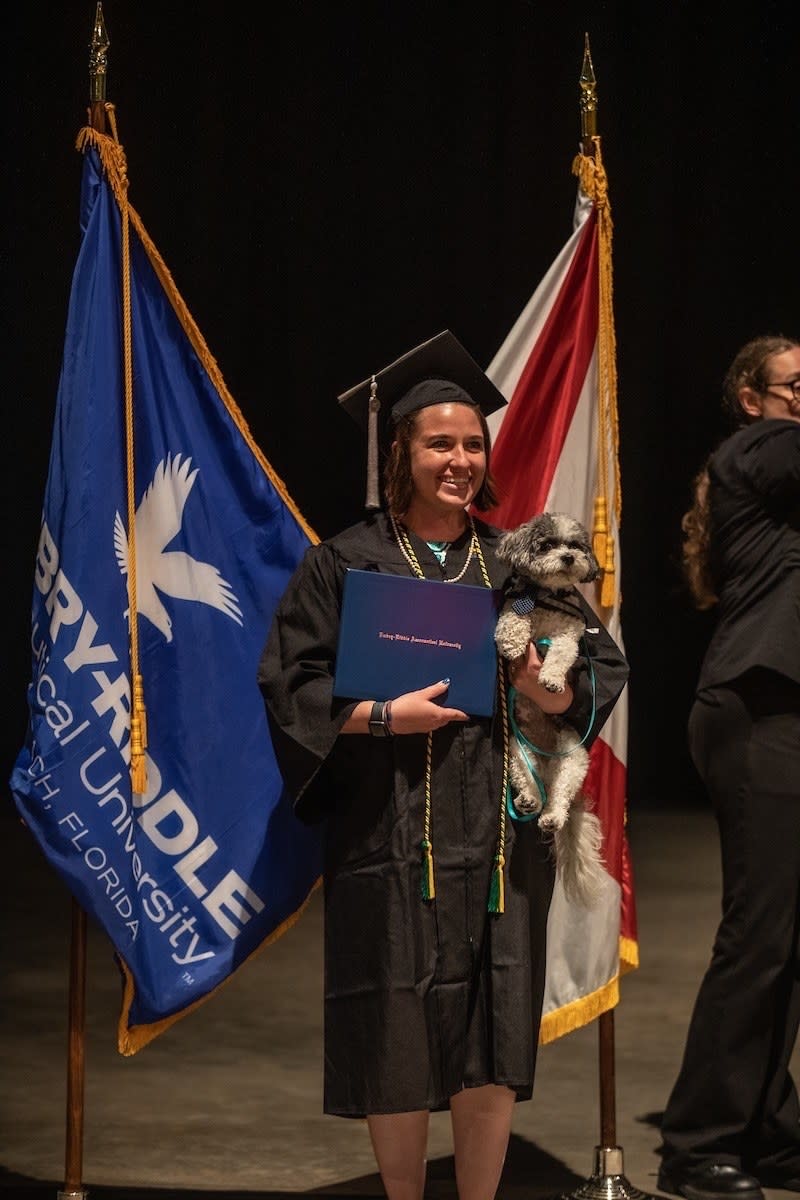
[{"xmin": 496, "ymin": 511, "xmax": 600, "ymax": 587}]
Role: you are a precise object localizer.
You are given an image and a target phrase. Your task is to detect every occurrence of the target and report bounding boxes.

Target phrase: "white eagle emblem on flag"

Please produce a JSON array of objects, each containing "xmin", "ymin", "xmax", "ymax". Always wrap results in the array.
[{"xmin": 114, "ymin": 452, "xmax": 243, "ymax": 642}]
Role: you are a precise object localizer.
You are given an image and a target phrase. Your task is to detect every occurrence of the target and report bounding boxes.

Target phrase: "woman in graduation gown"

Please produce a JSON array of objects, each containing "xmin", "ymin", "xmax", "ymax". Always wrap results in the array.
[{"xmin": 259, "ymin": 331, "xmax": 629, "ymax": 1200}]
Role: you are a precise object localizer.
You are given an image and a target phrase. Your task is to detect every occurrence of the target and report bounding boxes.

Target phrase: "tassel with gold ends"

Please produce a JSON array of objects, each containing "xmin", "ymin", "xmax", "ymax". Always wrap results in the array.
[
  {"xmin": 488, "ymin": 852, "xmax": 505, "ymax": 914},
  {"xmin": 592, "ymin": 495, "xmax": 609, "ymax": 565},
  {"xmin": 420, "ymin": 838, "xmax": 435, "ymax": 900},
  {"xmin": 592, "ymin": 494, "xmax": 617, "ymax": 608},
  {"xmin": 600, "ymin": 535, "xmax": 616, "ymax": 609},
  {"xmin": 575, "ymin": 135, "xmax": 622, "ymax": 616},
  {"xmin": 129, "ymin": 673, "xmax": 148, "ymax": 794}
]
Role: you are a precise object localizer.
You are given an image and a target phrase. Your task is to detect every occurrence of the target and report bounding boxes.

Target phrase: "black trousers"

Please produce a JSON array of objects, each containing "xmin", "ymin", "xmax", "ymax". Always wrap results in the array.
[{"xmin": 660, "ymin": 671, "xmax": 800, "ymax": 1177}]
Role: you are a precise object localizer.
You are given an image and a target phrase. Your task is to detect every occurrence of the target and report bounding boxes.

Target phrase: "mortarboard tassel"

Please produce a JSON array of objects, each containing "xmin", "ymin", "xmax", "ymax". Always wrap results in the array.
[{"xmin": 365, "ymin": 375, "xmax": 381, "ymax": 511}]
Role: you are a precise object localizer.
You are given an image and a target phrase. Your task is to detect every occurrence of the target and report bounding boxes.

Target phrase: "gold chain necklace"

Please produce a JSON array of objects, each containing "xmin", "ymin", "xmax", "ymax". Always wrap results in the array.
[
  {"xmin": 389, "ymin": 513, "xmax": 510, "ymax": 914},
  {"xmin": 390, "ymin": 512, "xmax": 478, "ymax": 584}
]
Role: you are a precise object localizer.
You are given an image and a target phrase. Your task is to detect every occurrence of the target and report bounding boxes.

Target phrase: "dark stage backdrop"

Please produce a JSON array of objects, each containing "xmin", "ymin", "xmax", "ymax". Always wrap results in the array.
[{"xmin": 4, "ymin": 1, "xmax": 799, "ymax": 814}]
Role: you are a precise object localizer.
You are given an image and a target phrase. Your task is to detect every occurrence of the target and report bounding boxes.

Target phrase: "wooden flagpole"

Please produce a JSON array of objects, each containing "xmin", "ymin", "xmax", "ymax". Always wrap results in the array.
[
  {"xmin": 553, "ymin": 35, "xmax": 655, "ymax": 1200},
  {"xmin": 58, "ymin": 9, "xmax": 109, "ymax": 1199},
  {"xmin": 60, "ymin": 901, "xmax": 88, "ymax": 1200}
]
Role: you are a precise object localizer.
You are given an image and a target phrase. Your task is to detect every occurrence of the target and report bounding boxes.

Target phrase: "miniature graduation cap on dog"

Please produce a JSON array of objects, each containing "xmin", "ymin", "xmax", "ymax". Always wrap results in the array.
[{"xmin": 337, "ymin": 329, "xmax": 507, "ymax": 510}]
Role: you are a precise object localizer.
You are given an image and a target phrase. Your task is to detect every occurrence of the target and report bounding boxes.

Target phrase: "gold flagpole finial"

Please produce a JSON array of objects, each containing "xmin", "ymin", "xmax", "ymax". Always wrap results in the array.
[
  {"xmin": 579, "ymin": 32, "xmax": 598, "ymax": 150},
  {"xmin": 88, "ymin": 3, "xmax": 110, "ymax": 133},
  {"xmin": 89, "ymin": 3, "xmax": 110, "ymax": 103}
]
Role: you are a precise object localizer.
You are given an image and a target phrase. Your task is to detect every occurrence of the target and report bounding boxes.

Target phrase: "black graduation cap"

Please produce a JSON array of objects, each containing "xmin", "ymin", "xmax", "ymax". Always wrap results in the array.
[{"xmin": 337, "ymin": 329, "xmax": 507, "ymax": 510}]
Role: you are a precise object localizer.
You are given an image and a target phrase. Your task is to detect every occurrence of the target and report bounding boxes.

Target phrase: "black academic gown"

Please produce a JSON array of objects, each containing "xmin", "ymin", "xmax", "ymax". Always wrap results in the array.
[{"xmin": 259, "ymin": 511, "xmax": 628, "ymax": 1118}]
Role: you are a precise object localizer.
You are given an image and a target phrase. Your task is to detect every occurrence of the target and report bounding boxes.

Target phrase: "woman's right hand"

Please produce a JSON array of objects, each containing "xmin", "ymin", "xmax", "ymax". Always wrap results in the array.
[{"xmin": 389, "ymin": 680, "xmax": 469, "ymax": 734}]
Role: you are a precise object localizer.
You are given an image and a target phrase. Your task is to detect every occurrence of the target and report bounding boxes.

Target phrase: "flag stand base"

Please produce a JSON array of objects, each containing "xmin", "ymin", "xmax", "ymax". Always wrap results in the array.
[
  {"xmin": 555, "ymin": 1146, "xmax": 659, "ymax": 1200},
  {"xmin": 57, "ymin": 1190, "xmax": 89, "ymax": 1199}
]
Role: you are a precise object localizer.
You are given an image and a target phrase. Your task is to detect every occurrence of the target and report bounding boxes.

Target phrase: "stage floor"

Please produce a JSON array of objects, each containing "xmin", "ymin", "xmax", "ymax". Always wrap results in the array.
[{"xmin": 2, "ymin": 801, "xmax": 795, "ymax": 1200}]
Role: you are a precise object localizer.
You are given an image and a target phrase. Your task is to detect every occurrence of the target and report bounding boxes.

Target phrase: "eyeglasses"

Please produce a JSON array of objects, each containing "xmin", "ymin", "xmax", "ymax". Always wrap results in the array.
[{"xmin": 764, "ymin": 378, "xmax": 800, "ymax": 401}]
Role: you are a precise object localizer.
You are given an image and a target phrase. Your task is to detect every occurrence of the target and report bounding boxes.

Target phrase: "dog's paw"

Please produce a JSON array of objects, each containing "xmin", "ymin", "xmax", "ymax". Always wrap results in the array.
[
  {"xmin": 513, "ymin": 797, "xmax": 541, "ymax": 816},
  {"xmin": 538, "ymin": 812, "xmax": 565, "ymax": 832},
  {"xmin": 541, "ymin": 679, "xmax": 565, "ymax": 694},
  {"xmin": 509, "ymin": 787, "xmax": 542, "ymax": 816}
]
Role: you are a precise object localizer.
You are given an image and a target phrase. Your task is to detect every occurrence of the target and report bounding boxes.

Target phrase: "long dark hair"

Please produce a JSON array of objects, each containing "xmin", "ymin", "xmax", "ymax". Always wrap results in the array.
[
  {"xmin": 682, "ymin": 334, "xmax": 800, "ymax": 609},
  {"xmin": 681, "ymin": 464, "xmax": 717, "ymax": 610},
  {"xmin": 383, "ymin": 403, "xmax": 499, "ymax": 517}
]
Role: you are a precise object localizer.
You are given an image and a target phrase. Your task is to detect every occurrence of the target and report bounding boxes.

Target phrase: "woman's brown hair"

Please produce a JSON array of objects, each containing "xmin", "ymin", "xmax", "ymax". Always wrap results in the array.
[
  {"xmin": 682, "ymin": 334, "xmax": 800, "ymax": 609},
  {"xmin": 681, "ymin": 464, "xmax": 717, "ymax": 610},
  {"xmin": 720, "ymin": 334, "xmax": 800, "ymax": 428}
]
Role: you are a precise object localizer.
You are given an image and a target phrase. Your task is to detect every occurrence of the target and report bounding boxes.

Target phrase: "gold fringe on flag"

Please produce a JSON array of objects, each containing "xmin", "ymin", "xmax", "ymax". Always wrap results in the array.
[
  {"xmin": 538, "ymin": 932, "xmax": 640, "ymax": 1046},
  {"xmin": 572, "ymin": 136, "xmax": 621, "ymax": 611}
]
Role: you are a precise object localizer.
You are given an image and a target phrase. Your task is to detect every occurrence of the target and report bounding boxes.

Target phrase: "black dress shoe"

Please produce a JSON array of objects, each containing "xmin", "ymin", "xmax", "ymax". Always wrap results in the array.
[{"xmin": 657, "ymin": 1164, "xmax": 765, "ymax": 1200}]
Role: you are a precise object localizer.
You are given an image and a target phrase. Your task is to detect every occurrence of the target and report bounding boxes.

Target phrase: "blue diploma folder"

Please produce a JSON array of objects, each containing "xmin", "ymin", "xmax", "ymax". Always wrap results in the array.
[{"xmin": 333, "ymin": 569, "xmax": 502, "ymax": 717}]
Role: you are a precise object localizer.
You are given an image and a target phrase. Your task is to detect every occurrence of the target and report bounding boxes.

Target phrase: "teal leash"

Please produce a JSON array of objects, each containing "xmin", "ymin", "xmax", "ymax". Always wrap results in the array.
[{"xmin": 506, "ymin": 637, "xmax": 598, "ymax": 823}]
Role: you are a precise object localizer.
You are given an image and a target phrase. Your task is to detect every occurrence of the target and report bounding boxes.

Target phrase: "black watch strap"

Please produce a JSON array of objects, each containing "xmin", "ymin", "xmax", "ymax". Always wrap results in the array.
[{"xmin": 368, "ymin": 699, "xmax": 391, "ymax": 737}]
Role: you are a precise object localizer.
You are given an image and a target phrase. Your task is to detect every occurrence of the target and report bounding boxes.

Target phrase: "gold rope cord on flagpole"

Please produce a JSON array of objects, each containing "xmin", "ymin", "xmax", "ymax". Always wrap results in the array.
[
  {"xmin": 77, "ymin": 113, "xmax": 148, "ymax": 794},
  {"xmin": 75, "ymin": 114, "xmax": 321, "ymax": 796},
  {"xmin": 572, "ymin": 136, "xmax": 621, "ymax": 610}
]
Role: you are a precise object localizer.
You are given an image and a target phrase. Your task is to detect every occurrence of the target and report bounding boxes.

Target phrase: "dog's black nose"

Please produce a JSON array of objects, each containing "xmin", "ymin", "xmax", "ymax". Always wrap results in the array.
[{"xmin": 562, "ymin": 553, "xmax": 575, "ymax": 565}]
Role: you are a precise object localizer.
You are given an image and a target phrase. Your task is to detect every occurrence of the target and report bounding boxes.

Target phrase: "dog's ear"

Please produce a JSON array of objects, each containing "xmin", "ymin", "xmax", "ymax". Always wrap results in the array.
[
  {"xmin": 566, "ymin": 517, "xmax": 600, "ymax": 582},
  {"xmin": 583, "ymin": 547, "xmax": 601, "ymax": 583},
  {"xmin": 496, "ymin": 530, "xmax": 513, "ymax": 564},
  {"xmin": 496, "ymin": 523, "xmax": 534, "ymax": 565}
]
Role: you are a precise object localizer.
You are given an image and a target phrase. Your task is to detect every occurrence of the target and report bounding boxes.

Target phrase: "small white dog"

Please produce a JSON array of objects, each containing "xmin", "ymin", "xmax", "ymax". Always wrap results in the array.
[{"xmin": 494, "ymin": 511, "xmax": 605, "ymax": 905}]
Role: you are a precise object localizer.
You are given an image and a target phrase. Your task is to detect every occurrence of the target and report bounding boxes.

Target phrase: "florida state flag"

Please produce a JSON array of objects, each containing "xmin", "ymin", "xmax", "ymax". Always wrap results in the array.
[{"xmin": 482, "ymin": 140, "xmax": 638, "ymax": 1042}]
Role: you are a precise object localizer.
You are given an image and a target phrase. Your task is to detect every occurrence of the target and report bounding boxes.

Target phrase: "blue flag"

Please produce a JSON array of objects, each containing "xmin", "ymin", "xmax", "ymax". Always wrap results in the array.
[{"xmin": 9, "ymin": 129, "xmax": 322, "ymax": 1054}]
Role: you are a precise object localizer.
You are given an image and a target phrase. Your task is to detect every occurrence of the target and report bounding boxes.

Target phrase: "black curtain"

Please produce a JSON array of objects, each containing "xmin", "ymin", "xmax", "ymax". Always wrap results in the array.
[{"xmin": 5, "ymin": 0, "xmax": 800, "ymax": 811}]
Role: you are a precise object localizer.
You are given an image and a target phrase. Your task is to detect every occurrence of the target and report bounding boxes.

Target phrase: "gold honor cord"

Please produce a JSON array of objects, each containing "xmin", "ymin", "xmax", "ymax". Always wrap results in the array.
[
  {"xmin": 573, "ymin": 136, "xmax": 621, "ymax": 610},
  {"xmin": 77, "ymin": 111, "xmax": 147, "ymax": 794}
]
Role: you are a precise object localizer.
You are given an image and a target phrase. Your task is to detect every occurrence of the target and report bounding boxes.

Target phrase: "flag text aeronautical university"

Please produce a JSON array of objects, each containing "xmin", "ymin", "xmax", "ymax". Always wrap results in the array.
[
  {"xmin": 9, "ymin": 136, "xmax": 322, "ymax": 1054},
  {"xmin": 483, "ymin": 181, "xmax": 637, "ymax": 1044}
]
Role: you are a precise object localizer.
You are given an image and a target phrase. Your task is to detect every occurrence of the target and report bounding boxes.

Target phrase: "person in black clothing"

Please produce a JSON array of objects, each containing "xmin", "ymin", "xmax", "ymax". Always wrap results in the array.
[
  {"xmin": 658, "ymin": 334, "xmax": 800, "ymax": 1200},
  {"xmin": 259, "ymin": 331, "xmax": 628, "ymax": 1200}
]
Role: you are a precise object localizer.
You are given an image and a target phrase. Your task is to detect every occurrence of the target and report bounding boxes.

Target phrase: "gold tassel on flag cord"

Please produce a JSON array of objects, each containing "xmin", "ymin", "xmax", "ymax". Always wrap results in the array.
[
  {"xmin": 77, "ymin": 111, "xmax": 148, "ymax": 794},
  {"xmin": 573, "ymin": 136, "xmax": 621, "ymax": 611}
]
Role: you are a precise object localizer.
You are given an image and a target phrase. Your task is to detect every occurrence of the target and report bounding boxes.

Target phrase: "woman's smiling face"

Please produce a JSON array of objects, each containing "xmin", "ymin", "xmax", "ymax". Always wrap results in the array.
[{"xmin": 405, "ymin": 402, "xmax": 487, "ymax": 515}]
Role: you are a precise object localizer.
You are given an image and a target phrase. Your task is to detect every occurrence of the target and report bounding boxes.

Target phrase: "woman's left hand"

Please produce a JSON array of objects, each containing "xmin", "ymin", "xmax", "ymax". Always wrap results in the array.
[{"xmin": 509, "ymin": 642, "xmax": 574, "ymax": 714}]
